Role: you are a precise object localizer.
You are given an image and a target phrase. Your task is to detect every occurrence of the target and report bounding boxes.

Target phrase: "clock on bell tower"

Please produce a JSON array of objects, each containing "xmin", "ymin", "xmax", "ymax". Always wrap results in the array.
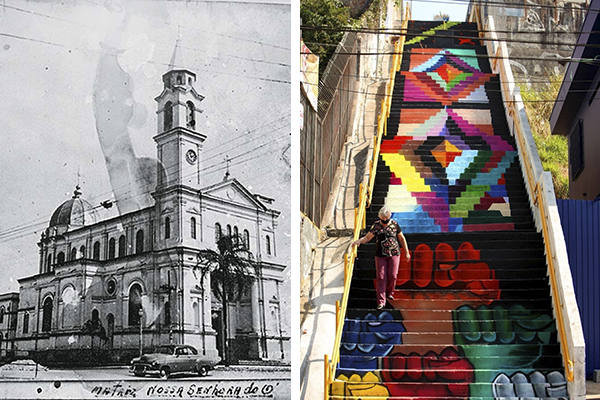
[{"xmin": 154, "ymin": 38, "xmax": 207, "ymax": 191}]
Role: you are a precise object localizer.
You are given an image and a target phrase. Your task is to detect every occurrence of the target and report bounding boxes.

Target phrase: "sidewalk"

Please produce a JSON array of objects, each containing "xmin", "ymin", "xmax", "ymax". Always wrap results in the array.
[{"xmin": 299, "ymin": 32, "xmax": 399, "ymax": 400}]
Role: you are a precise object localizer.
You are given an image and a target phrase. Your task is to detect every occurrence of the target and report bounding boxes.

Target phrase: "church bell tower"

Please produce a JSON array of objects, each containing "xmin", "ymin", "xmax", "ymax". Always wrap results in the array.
[{"xmin": 154, "ymin": 38, "xmax": 206, "ymax": 191}]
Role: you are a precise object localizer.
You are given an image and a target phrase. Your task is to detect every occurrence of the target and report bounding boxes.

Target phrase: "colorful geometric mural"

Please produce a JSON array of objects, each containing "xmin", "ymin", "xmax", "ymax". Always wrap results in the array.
[
  {"xmin": 381, "ymin": 108, "xmax": 517, "ymax": 233},
  {"xmin": 332, "ymin": 21, "xmax": 567, "ymax": 400},
  {"xmin": 401, "ymin": 49, "xmax": 494, "ymax": 105}
]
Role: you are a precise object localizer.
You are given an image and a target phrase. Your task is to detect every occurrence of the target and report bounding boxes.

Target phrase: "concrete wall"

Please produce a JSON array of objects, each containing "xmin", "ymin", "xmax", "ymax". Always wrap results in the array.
[
  {"xmin": 483, "ymin": 0, "xmax": 587, "ymax": 85},
  {"xmin": 300, "ymin": 214, "xmax": 320, "ymax": 293}
]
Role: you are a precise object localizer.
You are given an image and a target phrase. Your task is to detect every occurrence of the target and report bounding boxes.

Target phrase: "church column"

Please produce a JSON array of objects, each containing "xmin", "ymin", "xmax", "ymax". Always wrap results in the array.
[
  {"xmin": 250, "ymin": 278, "xmax": 262, "ymax": 359},
  {"xmin": 102, "ymin": 232, "xmax": 109, "ymax": 260},
  {"xmin": 38, "ymin": 246, "xmax": 44, "ymax": 274}
]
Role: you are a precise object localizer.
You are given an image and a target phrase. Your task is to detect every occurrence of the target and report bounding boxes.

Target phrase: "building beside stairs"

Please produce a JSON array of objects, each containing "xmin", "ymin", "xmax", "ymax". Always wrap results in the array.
[
  {"xmin": 0, "ymin": 42, "xmax": 289, "ymax": 366},
  {"xmin": 550, "ymin": 0, "xmax": 600, "ymax": 201}
]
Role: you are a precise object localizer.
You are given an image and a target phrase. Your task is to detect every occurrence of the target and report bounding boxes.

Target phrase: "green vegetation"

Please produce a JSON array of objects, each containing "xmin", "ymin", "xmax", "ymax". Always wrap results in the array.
[
  {"xmin": 301, "ymin": 0, "xmax": 386, "ymax": 75},
  {"xmin": 519, "ymin": 75, "xmax": 569, "ymax": 199}
]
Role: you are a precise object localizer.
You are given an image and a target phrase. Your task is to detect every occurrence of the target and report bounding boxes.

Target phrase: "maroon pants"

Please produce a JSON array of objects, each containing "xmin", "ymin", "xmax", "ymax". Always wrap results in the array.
[{"xmin": 375, "ymin": 255, "xmax": 400, "ymax": 306}]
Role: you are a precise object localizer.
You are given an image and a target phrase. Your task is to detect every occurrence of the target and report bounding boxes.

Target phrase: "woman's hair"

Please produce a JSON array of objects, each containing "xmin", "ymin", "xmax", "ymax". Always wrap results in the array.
[{"xmin": 378, "ymin": 206, "xmax": 391, "ymax": 219}]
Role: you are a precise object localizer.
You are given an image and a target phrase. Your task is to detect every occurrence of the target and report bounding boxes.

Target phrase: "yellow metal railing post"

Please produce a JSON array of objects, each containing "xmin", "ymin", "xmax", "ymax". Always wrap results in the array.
[{"xmin": 324, "ymin": 354, "xmax": 329, "ymax": 400}]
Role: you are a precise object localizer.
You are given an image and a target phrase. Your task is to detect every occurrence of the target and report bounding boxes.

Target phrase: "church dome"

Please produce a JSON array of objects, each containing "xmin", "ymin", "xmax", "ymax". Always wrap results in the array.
[{"xmin": 49, "ymin": 186, "xmax": 97, "ymax": 228}]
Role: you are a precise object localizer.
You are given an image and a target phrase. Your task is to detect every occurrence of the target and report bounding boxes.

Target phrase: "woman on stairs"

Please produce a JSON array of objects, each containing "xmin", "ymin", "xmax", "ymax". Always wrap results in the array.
[{"xmin": 352, "ymin": 206, "xmax": 411, "ymax": 310}]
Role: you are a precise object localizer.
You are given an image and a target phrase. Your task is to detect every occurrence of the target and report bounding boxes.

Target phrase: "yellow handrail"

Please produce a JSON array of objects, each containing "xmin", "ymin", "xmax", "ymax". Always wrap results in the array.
[
  {"xmin": 323, "ymin": 6, "xmax": 410, "ymax": 399},
  {"xmin": 472, "ymin": 6, "xmax": 574, "ymax": 383}
]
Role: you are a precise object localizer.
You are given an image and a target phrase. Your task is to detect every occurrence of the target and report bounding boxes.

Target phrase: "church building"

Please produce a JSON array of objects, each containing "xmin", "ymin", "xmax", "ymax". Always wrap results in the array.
[{"xmin": 1, "ymin": 43, "xmax": 289, "ymax": 366}]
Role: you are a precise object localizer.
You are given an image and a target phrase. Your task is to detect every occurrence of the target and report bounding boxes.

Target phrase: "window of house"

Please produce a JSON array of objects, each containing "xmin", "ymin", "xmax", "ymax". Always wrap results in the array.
[
  {"xmin": 47, "ymin": 254, "xmax": 52, "ymax": 272},
  {"xmin": 164, "ymin": 302, "xmax": 171, "ymax": 326},
  {"xmin": 233, "ymin": 226, "xmax": 239, "ymax": 244},
  {"xmin": 193, "ymin": 302, "xmax": 199, "ymax": 327},
  {"xmin": 57, "ymin": 252, "xmax": 65, "ymax": 265},
  {"xmin": 226, "ymin": 224, "xmax": 232, "ymax": 237},
  {"xmin": 266, "ymin": 235, "xmax": 271, "ymax": 255},
  {"xmin": 93, "ymin": 241, "xmax": 101, "ymax": 260},
  {"xmin": 23, "ymin": 312, "xmax": 29, "ymax": 334},
  {"xmin": 70, "ymin": 247, "xmax": 77, "ymax": 261},
  {"xmin": 118, "ymin": 235, "xmax": 126, "ymax": 257},
  {"xmin": 569, "ymin": 119, "xmax": 584, "ymax": 181},
  {"xmin": 0, "ymin": 306, "xmax": 5, "ymax": 324},
  {"xmin": 243, "ymin": 230, "xmax": 250, "ymax": 250},
  {"xmin": 128, "ymin": 284, "xmax": 143, "ymax": 326},
  {"xmin": 108, "ymin": 238, "xmax": 116, "ymax": 259},
  {"xmin": 92, "ymin": 309, "xmax": 99, "ymax": 324},
  {"xmin": 136, "ymin": 230, "xmax": 144, "ymax": 254},
  {"xmin": 79, "ymin": 245, "xmax": 86, "ymax": 259},
  {"xmin": 191, "ymin": 217, "xmax": 197, "ymax": 239},
  {"xmin": 164, "ymin": 101, "xmax": 173, "ymax": 131},
  {"xmin": 187, "ymin": 101, "xmax": 195, "ymax": 129},
  {"xmin": 215, "ymin": 223, "xmax": 222, "ymax": 243},
  {"xmin": 165, "ymin": 217, "xmax": 171, "ymax": 239},
  {"xmin": 42, "ymin": 297, "xmax": 53, "ymax": 332}
]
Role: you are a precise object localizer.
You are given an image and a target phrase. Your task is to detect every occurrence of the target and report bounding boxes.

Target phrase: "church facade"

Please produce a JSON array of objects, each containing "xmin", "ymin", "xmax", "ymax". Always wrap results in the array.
[{"xmin": 1, "ymin": 45, "xmax": 289, "ymax": 366}]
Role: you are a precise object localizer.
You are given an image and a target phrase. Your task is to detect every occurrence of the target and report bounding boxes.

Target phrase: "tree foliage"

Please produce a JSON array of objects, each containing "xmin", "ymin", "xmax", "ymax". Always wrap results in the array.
[
  {"xmin": 196, "ymin": 235, "xmax": 257, "ymax": 303},
  {"xmin": 301, "ymin": 0, "xmax": 386, "ymax": 75},
  {"xmin": 195, "ymin": 234, "xmax": 258, "ymax": 363},
  {"xmin": 519, "ymin": 74, "xmax": 569, "ymax": 199},
  {"xmin": 301, "ymin": 0, "xmax": 354, "ymax": 75}
]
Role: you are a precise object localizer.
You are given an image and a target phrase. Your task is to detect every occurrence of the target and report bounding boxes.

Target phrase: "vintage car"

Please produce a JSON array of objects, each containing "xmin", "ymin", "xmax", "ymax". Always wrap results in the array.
[{"xmin": 129, "ymin": 344, "xmax": 220, "ymax": 379}]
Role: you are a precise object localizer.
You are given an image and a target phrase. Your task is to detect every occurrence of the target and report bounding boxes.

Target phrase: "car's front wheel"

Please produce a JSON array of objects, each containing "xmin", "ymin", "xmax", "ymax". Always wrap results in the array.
[
  {"xmin": 197, "ymin": 365, "xmax": 209, "ymax": 377},
  {"xmin": 159, "ymin": 367, "xmax": 170, "ymax": 379}
]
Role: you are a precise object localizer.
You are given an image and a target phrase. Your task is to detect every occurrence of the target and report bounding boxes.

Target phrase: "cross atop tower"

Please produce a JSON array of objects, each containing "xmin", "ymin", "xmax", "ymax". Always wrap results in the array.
[{"xmin": 224, "ymin": 155, "xmax": 231, "ymax": 181}]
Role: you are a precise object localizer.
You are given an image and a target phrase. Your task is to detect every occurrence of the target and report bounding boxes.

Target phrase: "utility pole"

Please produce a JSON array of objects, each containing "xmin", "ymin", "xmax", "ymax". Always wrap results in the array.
[{"xmin": 138, "ymin": 309, "xmax": 143, "ymax": 357}]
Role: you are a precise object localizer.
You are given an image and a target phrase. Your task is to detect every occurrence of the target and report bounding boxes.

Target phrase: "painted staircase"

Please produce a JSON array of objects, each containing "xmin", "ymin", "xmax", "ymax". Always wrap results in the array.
[{"xmin": 329, "ymin": 21, "xmax": 569, "ymax": 399}]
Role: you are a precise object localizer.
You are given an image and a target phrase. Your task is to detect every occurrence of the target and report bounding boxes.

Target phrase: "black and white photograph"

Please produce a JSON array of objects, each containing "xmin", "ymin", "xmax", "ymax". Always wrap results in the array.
[{"xmin": 0, "ymin": 1, "xmax": 291, "ymax": 398}]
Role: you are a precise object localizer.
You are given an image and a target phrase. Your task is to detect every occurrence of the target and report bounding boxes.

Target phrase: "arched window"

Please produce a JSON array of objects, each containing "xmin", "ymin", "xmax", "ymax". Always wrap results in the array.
[
  {"xmin": 186, "ymin": 101, "xmax": 195, "ymax": 129},
  {"xmin": 108, "ymin": 238, "xmax": 116, "ymax": 259},
  {"xmin": 79, "ymin": 245, "xmax": 86, "ymax": 259},
  {"xmin": 266, "ymin": 235, "xmax": 271, "ymax": 255},
  {"xmin": 61, "ymin": 286, "xmax": 77, "ymax": 329},
  {"xmin": 128, "ymin": 284, "xmax": 143, "ymax": 326},
  {"xmin": 0, "ymin": 306, "xmax": 5, "ymax": 324},
  {"xmin": 135, "ymin": 230, "xmax": 144, "ymax": 254},
  {"xmin": 233, "ymin": 226, "xmax": 239, "ymax": 240},
  {"xmin": 47, "ymin": 254, "xmax": 52, "ymax": 272},
  {"xmin": 191, "ymin": 217, "xmax": 197, "ymax": 239},
  {"xmin": 176, "ymin": 75, "xmax": 182, "ymax": 85},
  {"xmin": 188, "ymin": 77, "xmax": 193, "ymax": 86},
  {"xmin": 243, "ymin": 229, "xmax": 250, "ymax": 250},
  {"xmin": 215, "ymin": 223, "xmax": 222, "ymax": 243},
  {"xmin": 42, "ymin": 297, "xmax": 53, "ymax": 332},
  {"xmin": 163, "ymin": 101, "xmax": 173, "ymax": 131},
  {"xmin": 57, "ymin": 252, "xmax": 65, "ymax": 265},
  {"xmin": 92, "ymin": 309, "xmax": 99, "ymax": 324},
  {"xmin": 164, "ymin": 302, "xmax": 171, "ymax": 326},
  {"xmin": 118, "ymin": 235, "xmax": 126, "ymax": 257},
  {"xmin": 93, "ymin": 241, "xmax": 101, "ymax": 260},
  {"xmin": 165, "ymin": 217, "xmax": 171, "ymax": 239},
  {"xmin": 193, "ymin": 302, "xmax": 199, "ymax": 327},
  {"xmin": 70, "ymin": 247, "xmax": 77, "ymax": 261},
  {"xmin": 0, "ymin": 332, "xmax": 3, "ymax": 350},
  {"xmin": 226, "ymin": 224, "xmax": 232, "ymax": 237},
  {"xmin": 22, "ymin": 312, "xmax": 29, "ymax": 334}
]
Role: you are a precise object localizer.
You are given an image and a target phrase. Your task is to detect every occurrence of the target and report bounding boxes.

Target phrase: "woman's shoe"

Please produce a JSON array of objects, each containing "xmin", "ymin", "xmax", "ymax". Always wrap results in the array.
[{"xmin": 377, "ymin": 303, "xmax": 385, "ymax": 310}]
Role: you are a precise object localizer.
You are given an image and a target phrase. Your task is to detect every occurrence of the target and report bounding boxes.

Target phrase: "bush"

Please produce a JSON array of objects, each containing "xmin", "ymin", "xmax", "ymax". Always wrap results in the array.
[{"xmin": 519, "ymin": 74, "xmax": 569, "ymax": 199}]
